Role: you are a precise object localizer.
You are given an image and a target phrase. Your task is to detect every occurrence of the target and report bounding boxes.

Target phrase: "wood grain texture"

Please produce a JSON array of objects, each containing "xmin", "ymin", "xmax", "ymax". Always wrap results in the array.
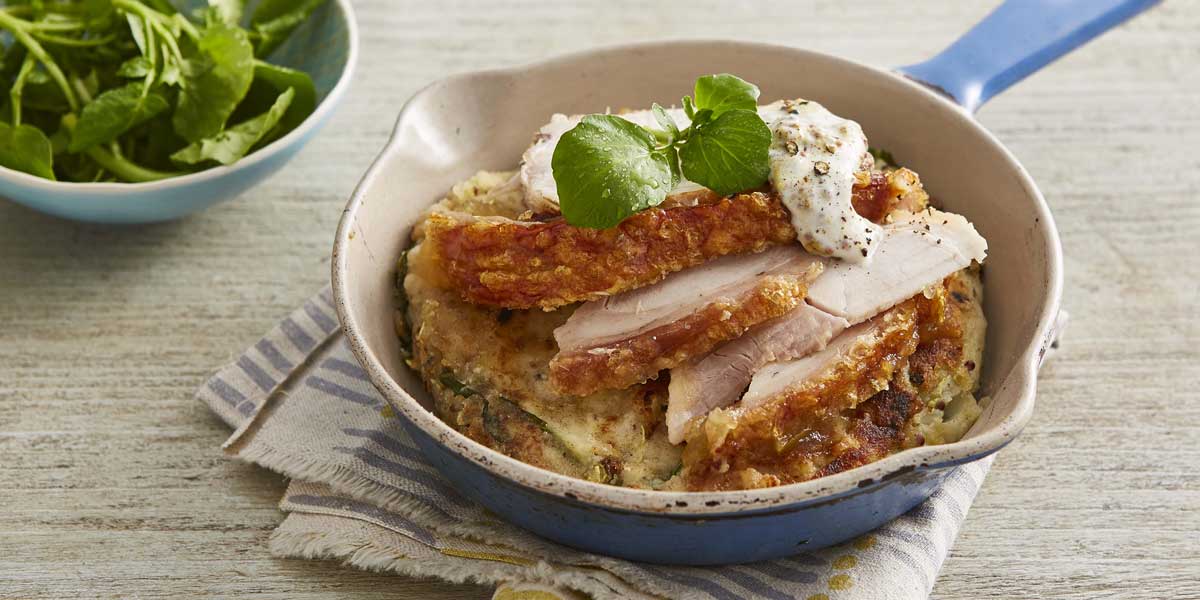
[{"xmin": 1, "ymin": 1, "xmax": 1197, "ymax": 598}]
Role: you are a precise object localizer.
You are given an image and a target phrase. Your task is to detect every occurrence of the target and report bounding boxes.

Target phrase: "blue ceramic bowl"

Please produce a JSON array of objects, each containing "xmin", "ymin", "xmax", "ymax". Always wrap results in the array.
[
  {"xmin": 333, "ymin": 1, "xmax": 1149, "ymax": 566},
  {"xmin": 0, "ymin": 0, "xmax": 358, "ymax": 224}
]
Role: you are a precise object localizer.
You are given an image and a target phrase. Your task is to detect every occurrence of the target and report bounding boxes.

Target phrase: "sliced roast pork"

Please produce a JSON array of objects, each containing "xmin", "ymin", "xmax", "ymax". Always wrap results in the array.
[
  {"xmin": 806, "ymin": 209, "xmax": 987, "ymax": 324},
  {"xmin": 683, "ymin": 296, "xmax": 931, "ymax": 489},
  {"xmin": 665, "ymin": 304, "xmax": 848, "ymax": 443},
  {"xmin": 662, "ymin": 207, "xmax": 986, "ymax": 443},
  {"xmin": 549, "ymin": 246, "xmax": 824, "ymax": 396},
  {"xmin": 739, "ymin": 316, "xmax": 901, "ymax": 411},
  {"xmin": 754, "ymin": 209, "xmax": 987, "ymax": 397}
]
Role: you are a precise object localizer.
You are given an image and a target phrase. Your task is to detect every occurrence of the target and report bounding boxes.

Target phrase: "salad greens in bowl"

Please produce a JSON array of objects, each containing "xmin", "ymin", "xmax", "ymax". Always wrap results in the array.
[{"xmin": 0, "ymin": 0, "xmax": 357, "ymax": 223}]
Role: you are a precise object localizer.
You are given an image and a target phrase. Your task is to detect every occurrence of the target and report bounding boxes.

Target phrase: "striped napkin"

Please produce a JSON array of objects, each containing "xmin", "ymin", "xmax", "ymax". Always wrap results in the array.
[{"xmin": 199, "ymin": 286, "xmax": 995, "ymax": 600}]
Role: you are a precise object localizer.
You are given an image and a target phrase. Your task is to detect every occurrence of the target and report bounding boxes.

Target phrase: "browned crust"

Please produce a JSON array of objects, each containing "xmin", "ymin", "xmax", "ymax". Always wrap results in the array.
[
  {"xmin": 681, "ymin": 282, "xmax": 956, "ymax": 491},
  {"xmin": 424, "ymin": 191, "xmax": 796, "ymax": 310},
  {"xmin": 809, "ymin": 386, "xmax": 922, "ymax": 480},
  {"xmin": 421, "ymin": 170, "xmax": 924, "ymax": 311},
  {"xmin": 800, "ymin": 313, "xmax": 967, "ymax": 482},
  {"xmin": 548, "ymin": 264, "xmax": 823, "ymax": 396},
  {"xmin": 851, "ymin": 168, "xmax": 929, "ymax": 223}
]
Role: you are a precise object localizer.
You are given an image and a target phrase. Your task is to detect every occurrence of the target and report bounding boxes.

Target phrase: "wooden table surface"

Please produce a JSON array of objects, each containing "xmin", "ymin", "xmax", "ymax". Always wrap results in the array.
[{"xmin": 3, "ymin": 1, "xmax": 1197, "ymax": 598}]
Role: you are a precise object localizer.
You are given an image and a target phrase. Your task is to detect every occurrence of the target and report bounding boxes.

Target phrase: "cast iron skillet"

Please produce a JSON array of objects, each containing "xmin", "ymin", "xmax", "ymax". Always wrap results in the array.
[{"xmin": 333, "ymin": 0, "xmax": 1156, "ymax": 565}]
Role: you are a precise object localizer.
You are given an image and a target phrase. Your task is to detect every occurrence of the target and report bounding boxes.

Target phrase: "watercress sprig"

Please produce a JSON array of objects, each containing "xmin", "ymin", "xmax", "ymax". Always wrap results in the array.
[{"xmin": 552, "ymin": 74, "xmax": 771, "ymax": 229}]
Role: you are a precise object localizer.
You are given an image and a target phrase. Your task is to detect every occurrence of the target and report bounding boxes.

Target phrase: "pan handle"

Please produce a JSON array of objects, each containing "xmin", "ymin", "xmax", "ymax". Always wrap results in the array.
[{"xmin": 897, "ymin": 0, "xmax": 1160, "ymax": 113}]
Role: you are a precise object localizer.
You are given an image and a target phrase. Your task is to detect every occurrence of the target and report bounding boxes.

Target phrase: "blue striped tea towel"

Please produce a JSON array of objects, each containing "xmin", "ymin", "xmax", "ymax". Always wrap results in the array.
[{"xmin": 198, "ymin": 286, "xmax": 995, "ymax": 600}]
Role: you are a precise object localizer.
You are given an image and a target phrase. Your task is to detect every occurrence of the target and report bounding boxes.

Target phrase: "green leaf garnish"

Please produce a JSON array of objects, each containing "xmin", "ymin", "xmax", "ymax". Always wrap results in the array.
[
  {"xmin": 678, "ymin": 108, "xmax": 770, "ymax": 195},
  {"xmin": 250, "ymin": 0, "xmax": 327, "ymax": 58},
  {"xmin": 117, "ymin": 56, "xmax": 153, "ymax": 79},
  {"xmin": 246, "ymin": 60, "xmax": 316, "ymax": 134},
  {"xmin": 172, "ymin": 86, "xmax": 294, "ymax": 166},
  {"xmin": 691, "ymin": 73, "xmax": 760, "ymax": 119},
  {"xmin": 69, "ymin": 82, "xmax": 169, "ymax": 152},
  {"xmin": 0, "ymin": 122, "xmax": 56, "ymax": 180},
  {"xmin": 174, "ymin": 21, "xmax": 255, "ymax": 142},
  {"xmin": 552, "ymin": 74, "xmax": 771, "ymax": 228},
  {"xmin": 551, "ymin": 114, "xmax": 680, "ymax": 229}
]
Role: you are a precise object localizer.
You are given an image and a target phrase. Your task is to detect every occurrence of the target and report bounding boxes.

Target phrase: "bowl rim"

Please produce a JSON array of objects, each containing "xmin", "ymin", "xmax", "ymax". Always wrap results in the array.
[
  {"xmin": 0, "ymin": 0, "xmax": 360, "ymax": 192},
  {"xmin": 332, "ymin": 39, "xmax": 1064, "ymax": 516}
]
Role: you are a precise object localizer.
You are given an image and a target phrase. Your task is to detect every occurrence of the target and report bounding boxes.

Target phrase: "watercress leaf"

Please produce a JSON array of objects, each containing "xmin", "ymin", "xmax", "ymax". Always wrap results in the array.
[
  {"xmin": 173, "ymin": 21, "xmax": 255, "ymax": 142},
  {"xmin": 125, "ymin": 13, "xmax": 147, "ymax": 55},
  {"xmin": 0, "ymin": 122, "xmax": 55, "ymax": 180},
  {"xmin": 207, "ymin": 0, "xmax": 245, "ymax": 26},
  {"xmin": 26, "ymin": 68, "xmax": 50, "ymax": 85},
  {"xmin": 551, "ymin": 114, "xmax": 676, "ymax": 229},
  {"xmin": 692, "ymin": 73, "xmax": 760, "ymax": 118},
  {"xmin": 171, "ymin": 86, "xmax": 293, "ymax": 166},
  {"xmin": 69, "ymin": 82, "xmax": 169, "ymax": 152},
  {"xmin": 246, "ymin": 60, "xmax": 315, "ymax": 133},
  {"xmin": 117, "ymin": 56, "xmax": 152, "ymax": 78},
  {"xmin": 251, "ymin": 0, "xmax": 326, "ymax": 58},
  {"xmin": 678, "ymin": 108, "xmax": 770, "ymax": 195},
  {"xmin": 650, "ymin": 102, "xmax": 678, "ymax": 143}
]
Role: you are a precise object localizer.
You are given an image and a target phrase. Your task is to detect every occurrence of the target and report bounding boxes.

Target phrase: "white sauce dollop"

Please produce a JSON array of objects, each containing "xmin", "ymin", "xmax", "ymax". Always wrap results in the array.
[{"xmin": 760, "ymin": 99, "xmax": 880, "ymax": 263}]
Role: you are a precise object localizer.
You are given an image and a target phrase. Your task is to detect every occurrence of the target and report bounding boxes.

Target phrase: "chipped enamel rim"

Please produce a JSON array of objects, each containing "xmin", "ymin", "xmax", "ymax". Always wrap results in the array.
[
  {"xmin": 333, "ymin": 40, "xmax": 1063, "ymax": 516},
  {"xmin": 0, "ymin": 0, "xmax": 359, "ymax": 193}
]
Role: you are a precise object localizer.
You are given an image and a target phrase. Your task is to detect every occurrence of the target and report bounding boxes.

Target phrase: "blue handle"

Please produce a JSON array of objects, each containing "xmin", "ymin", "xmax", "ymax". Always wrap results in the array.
[{"xmin": 898, "ymin": 0, "xmax": 1160, "ymax": 112}]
